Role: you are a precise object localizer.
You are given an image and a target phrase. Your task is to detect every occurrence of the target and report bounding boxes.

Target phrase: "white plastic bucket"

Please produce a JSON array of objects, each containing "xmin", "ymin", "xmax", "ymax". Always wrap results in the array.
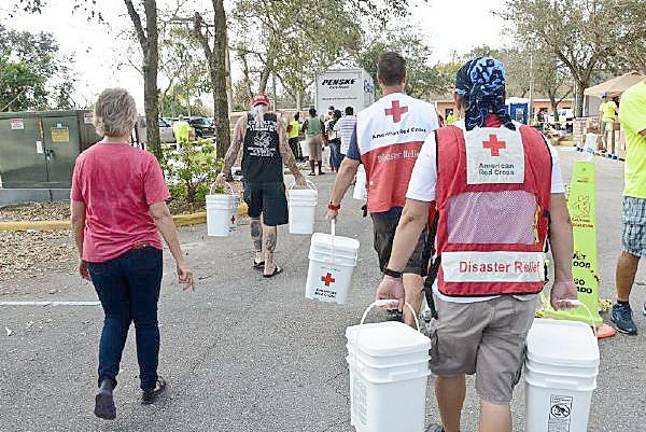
[
  {"xmin": 305, "ymin": 222, "xmax": 360, "ymax": 304},
  {"xmin": 206, "ymin": 183, "xmax": 239, "ymax": 237},
  {"xmin": 353, "ymin": 165, "xmax": 367, "ymax": 201},
  {"xmin": 288, "ymin": 181, "xmax": 318, "ymax": 235},
  {"xmin": 284, "ymin": 174, "xmax": 296, "ymax": 187},
  {"xmin": 322, "ymin": 145, "xmax": 331, "ymax": 167},
  {"xmin": 300, "ymin": 140, "xmax": 310, "ymax": 158},
  {"xmin": 583, "ymin": 133, "xmax": 597, "ymax": 153},
  {"xmin": 346, "ymin": 301, "xmax": 431, "ymax": 432},
  {"xmin": 524, "ymin": 318, "xmax": 599, "ymax": 432}
]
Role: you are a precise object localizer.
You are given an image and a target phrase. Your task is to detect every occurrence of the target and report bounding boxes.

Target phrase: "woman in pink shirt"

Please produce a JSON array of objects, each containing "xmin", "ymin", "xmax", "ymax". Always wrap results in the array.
[{"xmin": 70, "ymin": 88, "xmax": 194, "ymax": 420}]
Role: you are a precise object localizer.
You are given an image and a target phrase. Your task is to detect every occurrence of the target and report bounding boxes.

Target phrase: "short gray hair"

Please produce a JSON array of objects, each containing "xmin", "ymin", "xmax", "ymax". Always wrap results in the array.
[{"xmin": 94, "ymin": 88, "xmax": 138, "ymax": 137}]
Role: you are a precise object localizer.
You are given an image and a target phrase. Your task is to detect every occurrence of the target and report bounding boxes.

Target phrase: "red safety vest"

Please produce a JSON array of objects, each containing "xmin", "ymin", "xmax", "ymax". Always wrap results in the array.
[{"xmin": 434, "ymin": 122, "xmax": 552, "ymax": 297}]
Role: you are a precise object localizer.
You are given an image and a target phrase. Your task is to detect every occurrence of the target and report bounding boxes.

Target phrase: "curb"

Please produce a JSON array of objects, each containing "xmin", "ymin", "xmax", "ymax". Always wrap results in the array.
[
  {"xmin": 0, "ymin": 220, "xmax": 70, "ymax": 232},
  {"xmin": 173, "ymin": 212, "xmax": 207, "ymax": 227},
  {"xmin": 575, "ymin": 146, "xmax": 625, "ymax": 161},
  {"xmin": 0, "ymin": 204, "xmax": 249, "ymax": 232}
]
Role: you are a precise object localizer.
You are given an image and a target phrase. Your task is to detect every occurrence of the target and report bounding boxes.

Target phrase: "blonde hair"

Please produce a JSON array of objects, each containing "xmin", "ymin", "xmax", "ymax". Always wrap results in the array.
[{"xmin": 94, "ymin": 88, "xmax": 138, "ymax": 137}]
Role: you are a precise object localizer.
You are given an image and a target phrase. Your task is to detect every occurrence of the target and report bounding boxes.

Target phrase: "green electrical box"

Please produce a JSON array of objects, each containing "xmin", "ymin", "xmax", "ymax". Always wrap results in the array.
[{"xmin": 0, "ymin": 110, "xmax": 100, "ymax": 192}]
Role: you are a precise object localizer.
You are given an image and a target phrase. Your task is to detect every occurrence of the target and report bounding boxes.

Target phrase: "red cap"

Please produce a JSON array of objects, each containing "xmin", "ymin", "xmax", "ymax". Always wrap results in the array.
[{"xmin": 250, "ymin": 93, "xmax": 271, "ymax": 107}]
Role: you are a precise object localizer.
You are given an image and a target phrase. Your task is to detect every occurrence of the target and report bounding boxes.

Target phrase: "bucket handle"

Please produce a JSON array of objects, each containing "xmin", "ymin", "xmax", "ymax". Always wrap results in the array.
[
  {"xmin": 330, "ymin": 219, "xmax": 336, "ymax": 265},
  {"xmin": 289, "ymin": 180, "xmax": 317, "ymax": 190},
  {"xmin": 349, "ymin": 300, "xmax": 422, "ymax": 363},
  {"xmin": 553, "ymin": 299, "xmax": 598, "ymax": 338},
  {"xmin": 360, "ymin": 300, "xmax": 420, "ymax": 332},
  {"xmin": 209, "ymin": 181, "xmax": 235, "ymax": 196}
]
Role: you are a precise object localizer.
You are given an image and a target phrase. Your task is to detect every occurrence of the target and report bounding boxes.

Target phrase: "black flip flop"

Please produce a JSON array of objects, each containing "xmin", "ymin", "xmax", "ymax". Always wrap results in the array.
[
  {"xmin": 263, "ymin": 266, "xmax": 283, "ymax": 278},
  {"xmin": 253, "ymin": 260, "xmax": 265, "ymax": 270},
  {"xmin": 141, "ymin": 376, "xmax": 167, "ymax": 405}
]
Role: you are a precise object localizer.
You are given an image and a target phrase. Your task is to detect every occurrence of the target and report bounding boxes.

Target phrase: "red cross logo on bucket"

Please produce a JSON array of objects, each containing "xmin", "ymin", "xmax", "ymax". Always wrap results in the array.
[
  {"xmin": 384, "ymin": 100, "xmax": 408, "ymax": 123},
  {"xmin": 482, "ymin": 134, "xmax": 506, "ymax": 156},
  {"xmin": 230, "ymin": 215, "xmax": 236, "ymax": 224},
  {"xmin": 321, "ymin": 272, "xmax": 336, "ymax": 287}
]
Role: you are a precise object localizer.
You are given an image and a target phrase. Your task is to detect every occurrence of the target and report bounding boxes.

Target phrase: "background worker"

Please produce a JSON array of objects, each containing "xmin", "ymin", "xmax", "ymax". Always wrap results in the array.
[
  {"xmin": 302, "ymin": 108, "xmax": 325, "ymax": 176},
  {"xmin": 288, "ymin": 112, "xmax": 302, "ymax": 161},
  {"xmin": 219, "ymin": 94, "xmax": 306, "ymax": 277},
  {"xmin": 375, "ymin": 56, "xmax": 577, "ymax": 432},
  {"xmin": 326, "ymin": 109, "xmax": 343, "ymax": 172},
  {"xmin": 612, "ymin": 79, "xmax": 646, "ymax": 335},
  {"xmin": 172, "ymin": 115, "xmax": 192, "ymax": 144},
  {"xmin": 334, "ymin": 106, "xmax": 357, "ymax": 160},
  {"xmin": 326, "ymin": 51, "xmax": 440, "ymax": 327},
  {"xmin": 599, "ymin": 92, "xmax": 619, "ymax": 151}
]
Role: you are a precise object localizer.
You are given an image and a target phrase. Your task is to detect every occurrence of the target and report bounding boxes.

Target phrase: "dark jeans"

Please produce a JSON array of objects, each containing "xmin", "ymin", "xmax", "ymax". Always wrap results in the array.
[
  {"xmin": 288, "ymin": 137, "xmax": 302, "ymax": 160},
  {"xmin": 88, "ymin": 247, "xmax": 163, "ymax": 391},
  {"xmin": 329, "ymin": 139, "xmax": 342, "ymax": 170}
]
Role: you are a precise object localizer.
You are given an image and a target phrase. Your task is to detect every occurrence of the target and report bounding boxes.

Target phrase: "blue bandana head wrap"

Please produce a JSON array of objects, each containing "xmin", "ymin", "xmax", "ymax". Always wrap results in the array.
[{"xmin": 455, "ymin": 56, "xmax": 515, "ymax": 131}]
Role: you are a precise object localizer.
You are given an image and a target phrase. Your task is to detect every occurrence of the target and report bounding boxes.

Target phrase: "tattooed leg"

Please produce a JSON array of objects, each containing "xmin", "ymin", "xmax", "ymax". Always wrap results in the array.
[
  {"xmin": 263, "ymin": 224, "xmax": 278, "ymax": 275},
  {"xmin": 250, "ymin": 217, "xmax": 263, "ymax": 263}
]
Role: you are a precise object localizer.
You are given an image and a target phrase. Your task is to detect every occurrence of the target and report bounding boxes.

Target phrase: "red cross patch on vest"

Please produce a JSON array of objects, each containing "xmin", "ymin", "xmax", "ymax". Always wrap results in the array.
[{"xmin": 465, "ymin": 127, "xmax": 525, "ymax": 185}]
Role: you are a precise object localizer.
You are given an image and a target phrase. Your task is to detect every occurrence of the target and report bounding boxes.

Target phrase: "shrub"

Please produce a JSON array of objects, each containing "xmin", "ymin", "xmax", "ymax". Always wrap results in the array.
[{"xmin": 163, "ymin": 138, "xmax": 223, "ymax": 206}]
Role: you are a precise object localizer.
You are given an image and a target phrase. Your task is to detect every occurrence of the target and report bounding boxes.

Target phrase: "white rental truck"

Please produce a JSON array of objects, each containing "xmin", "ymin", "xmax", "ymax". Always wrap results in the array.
[{"xmin": 315, "ymin": 68, "xmax": 375, "ymax": 114}]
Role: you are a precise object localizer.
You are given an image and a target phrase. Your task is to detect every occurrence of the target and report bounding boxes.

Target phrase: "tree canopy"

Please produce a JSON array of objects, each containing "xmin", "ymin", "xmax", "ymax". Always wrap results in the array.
[
  {"xmin": 354, "ymin": 26, "xmax": 444, "ymax": 100},
  {"xmin": 0, "ymin": 24, "xmax": 75, "ymax": 111},
  {"xmin": 501, "ymin": 0, "xmax": 646, "ymax": 115}
]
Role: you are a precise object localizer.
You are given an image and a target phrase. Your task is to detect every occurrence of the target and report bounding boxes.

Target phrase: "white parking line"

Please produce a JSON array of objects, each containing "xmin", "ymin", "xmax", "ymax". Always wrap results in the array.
[{"xmin": 0, "ymin": 301, "xmax": 101, "ymax": 307}]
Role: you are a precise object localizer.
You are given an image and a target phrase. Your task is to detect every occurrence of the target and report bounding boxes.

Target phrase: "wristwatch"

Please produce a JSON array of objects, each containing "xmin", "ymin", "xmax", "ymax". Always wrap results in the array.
[
  {"xmin": 328, "ymin": 202, "xmax": 341, "ymax": 211},
  {"xmin": 383, "ymin": 268, "xmax": 402, "ymax": 279}
]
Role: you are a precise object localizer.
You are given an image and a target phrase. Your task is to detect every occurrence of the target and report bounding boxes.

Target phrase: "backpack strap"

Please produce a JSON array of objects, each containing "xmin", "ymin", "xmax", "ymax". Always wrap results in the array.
[
  {"xmin": 423, "ymin": 128, "xmax": 441, "ymax": 319},
  {"xmin": 538, "ymin": 130, "xmax": 554, "ymax": 285}
]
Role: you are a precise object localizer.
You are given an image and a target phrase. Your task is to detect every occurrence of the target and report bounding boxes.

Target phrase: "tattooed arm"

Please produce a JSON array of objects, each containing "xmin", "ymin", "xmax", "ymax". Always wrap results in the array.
[
  {"xmin": 278, "ymin": 121, "xmax": 306, "ymax": 186},
  {"xmin": 222, "ymin": 115, "xmax": 247, "ymax": 182}
]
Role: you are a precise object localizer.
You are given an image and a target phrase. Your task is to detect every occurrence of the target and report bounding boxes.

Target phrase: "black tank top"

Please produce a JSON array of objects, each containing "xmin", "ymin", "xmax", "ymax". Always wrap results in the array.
[{"xmin": 242, "ymin": 113, "xmax": 282, "ymax": 183}]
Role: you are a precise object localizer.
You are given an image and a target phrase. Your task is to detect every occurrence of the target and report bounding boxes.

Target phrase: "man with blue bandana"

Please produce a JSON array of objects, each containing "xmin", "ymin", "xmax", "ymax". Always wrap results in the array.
[{"xmin": 375, "ymin": 57, "xmax": 577, "ymax": 432}]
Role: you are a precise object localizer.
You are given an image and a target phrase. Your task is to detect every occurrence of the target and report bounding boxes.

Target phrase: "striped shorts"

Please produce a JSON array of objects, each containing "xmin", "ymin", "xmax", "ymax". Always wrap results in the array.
[{"xmin": 622, "ymin": 196, "xmax": 646, "ymax": 256}]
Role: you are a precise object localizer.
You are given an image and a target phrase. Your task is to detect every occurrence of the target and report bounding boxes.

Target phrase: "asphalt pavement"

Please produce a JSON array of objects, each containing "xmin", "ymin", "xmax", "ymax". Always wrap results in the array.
[{"xmin": 1, "ymin": 148, "xmax": 645, "ymax": 432}]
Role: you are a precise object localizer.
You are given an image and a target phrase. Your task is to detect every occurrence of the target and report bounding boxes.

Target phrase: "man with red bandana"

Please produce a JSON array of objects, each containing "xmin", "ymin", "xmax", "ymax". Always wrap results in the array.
[{"xmin": 375, "ymin": 57, "xmax": 578, "ymax": 432}]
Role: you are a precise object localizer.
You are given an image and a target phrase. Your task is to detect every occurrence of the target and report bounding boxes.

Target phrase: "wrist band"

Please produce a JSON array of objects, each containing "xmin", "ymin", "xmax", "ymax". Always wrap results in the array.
[
  {"xmin": 328, "ymin": 202, "xmax": 341, "ymax": 211},
  {"xmin": 383, "ymin": 268, "xmax": 402, "ymax": 279}
]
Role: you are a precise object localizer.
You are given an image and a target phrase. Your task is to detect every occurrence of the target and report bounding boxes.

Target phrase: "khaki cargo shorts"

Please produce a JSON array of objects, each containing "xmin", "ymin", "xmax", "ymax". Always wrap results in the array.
[{"xmin": 428, "ymin": 295, "xmax": 537, "ymax": 404}]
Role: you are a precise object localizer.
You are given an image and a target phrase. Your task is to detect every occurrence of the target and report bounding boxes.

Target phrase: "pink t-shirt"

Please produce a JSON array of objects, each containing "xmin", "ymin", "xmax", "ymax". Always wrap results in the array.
[{"xmin": 71, "ymin": 143, "xmax": 170, "ymax": 263}]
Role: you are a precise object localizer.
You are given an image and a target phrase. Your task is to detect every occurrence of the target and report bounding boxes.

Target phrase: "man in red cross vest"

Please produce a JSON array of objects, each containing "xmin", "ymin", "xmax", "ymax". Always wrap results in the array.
[
  {"xmin": 326, "ymin": 51, "xmax": 440, "ymax": 327},
  {"xmin": 375, "ymin": 57, "xmax": 578, "ymax": 432}
]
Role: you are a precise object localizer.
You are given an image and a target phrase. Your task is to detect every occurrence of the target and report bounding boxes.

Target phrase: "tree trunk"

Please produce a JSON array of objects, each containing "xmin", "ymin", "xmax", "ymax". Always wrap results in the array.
[
  {"xmin": 549, "ymin": 94, "xmax": 559, "ymax": 122},
  {"xmin": 258, "ymin": 65, "xmax": 271, "ymax": 94},
  {"xmin": 211, "ymin": 0, "xmax": 231, "ymax": 158},
  {"xmin": 574, "ymin": 79, "xmax": 586, "ymax": 118},
  {"xmin": 226, "ymin": 46, "xmax": 233, "ymax": 116},
  {"xmin": 143, "ymin": 0, "xmax": 161, "ymax": 160},
  {"xmin": 124, "ymin": 0, "xmax": 161, "ymax": 161},
  {"xmin": 296, "ymin": 89, "xmax": 302, "ymax": 111},
  {"xmin": 194, "ymin": 8, "xmax": 231, "ymax": 158},
  {"xmin": 271, "ymin": 74, "xmax": 278, "ymax": 108}
]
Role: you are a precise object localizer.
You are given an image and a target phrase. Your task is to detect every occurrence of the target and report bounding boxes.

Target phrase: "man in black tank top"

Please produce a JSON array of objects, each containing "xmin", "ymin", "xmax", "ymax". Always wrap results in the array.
[{"xmin": 218, "ymin": 94, "xmax": 306, "ymax": 277}]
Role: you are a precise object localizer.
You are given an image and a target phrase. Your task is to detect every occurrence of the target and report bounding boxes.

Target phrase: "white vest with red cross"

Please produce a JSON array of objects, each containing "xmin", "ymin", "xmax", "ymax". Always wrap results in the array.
[
  {"xmin": 434, "ymin": 121, "xmax": 552, "ymax": 297},
  {"xmin": 356, "ymin": 93, "xmax": 439, "ymax": 213}
]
